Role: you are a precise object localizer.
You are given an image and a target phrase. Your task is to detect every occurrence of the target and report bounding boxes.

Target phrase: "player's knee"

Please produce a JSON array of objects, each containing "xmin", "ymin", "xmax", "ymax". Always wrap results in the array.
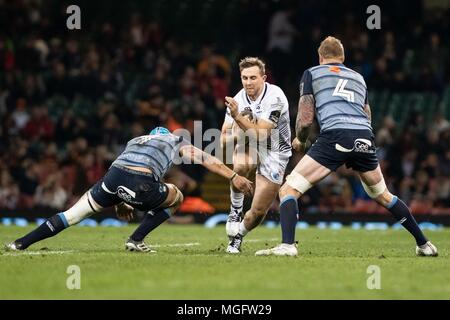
[
  {"xmin": 164, "ymin": 184, "xmax": 184, "ymax": 210},
  {"xmin": 361, "ymin": 179, "xmax": 387, "ymax": 200},
  {"xmin": 63, "ymin": 191, "xmax": 100, "ymax": 226},
  {"xmin": 285, "ymin": 171, "xmax": 312, "ymax": 195},
  {"xmin": 279, "ymin": 183, "xmax": 301, "ymax": 200},
  {"xmin": 375, "ymin": 189, "xmax": 394, "ymax": 207},
  {"xmin": 251, "ymin": 206, "xmax": 268, "ymax": 217}
]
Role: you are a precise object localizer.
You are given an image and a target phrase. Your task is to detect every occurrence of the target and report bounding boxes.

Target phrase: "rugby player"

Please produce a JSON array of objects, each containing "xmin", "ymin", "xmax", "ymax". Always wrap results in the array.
[
  {"xmin": 221, "ymin": 57, "xmax": 292, "ymax": 253},
  {"xmin": 256, "ymin": 37, "xmax": 438, "ymax": 257},
  {"xmin": 6, "ymin": 127, "xmax": 253, "ymax": 252}
]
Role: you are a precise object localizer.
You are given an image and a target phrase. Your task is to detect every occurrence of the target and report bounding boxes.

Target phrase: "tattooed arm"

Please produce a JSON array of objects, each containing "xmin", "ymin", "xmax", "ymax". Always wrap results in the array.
[
  {"xmin": 292, "ymin": 94, "xmax": 315, "ymax": 152},
  {"xmin": 363, "ymin": 103, "xmax": 372, "ymax": 124},
  {"xmin": 295, "ymin": 94, "xmax": 315, "ymax": 142}
]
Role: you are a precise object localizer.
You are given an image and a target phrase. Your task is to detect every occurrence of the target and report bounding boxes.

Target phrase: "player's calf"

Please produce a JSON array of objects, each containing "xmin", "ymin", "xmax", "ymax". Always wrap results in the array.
[
  {"xmin": 126, "ymin": 184, "xmax": 182, "ymax": 250},
  {"xmin": 278, "ymin": 173, "xmax": 311, "ymax": 246},
  {"xmin": 227, "ymin": 165, "xmax": 248, "ymax": 237},
  {"xmin": 8, "ymin": 191, "xmax": 101, "ymax": 250},
  {"xmin": 362, "ymin": 179, "xmax": 433, "ymax": 251}
]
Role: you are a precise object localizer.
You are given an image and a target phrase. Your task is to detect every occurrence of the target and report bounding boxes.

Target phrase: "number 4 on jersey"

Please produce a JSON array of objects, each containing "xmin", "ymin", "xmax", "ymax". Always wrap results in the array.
[{"xmin": 332, "ymin": 79, "xmax": 355, "ymax": 103}]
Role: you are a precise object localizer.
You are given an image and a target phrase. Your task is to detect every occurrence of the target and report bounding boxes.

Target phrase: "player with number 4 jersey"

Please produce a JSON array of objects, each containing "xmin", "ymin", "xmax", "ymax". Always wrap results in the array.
[{"xmin": 256, "ymin": 36, "xmax": 437, "ymax": 257}]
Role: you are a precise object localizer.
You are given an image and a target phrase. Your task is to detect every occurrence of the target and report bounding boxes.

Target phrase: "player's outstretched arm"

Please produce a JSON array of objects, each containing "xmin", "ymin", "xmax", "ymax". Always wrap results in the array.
[
  {"xmin": 179, "ymin": 145, "xmax": 254, "ymax": 196},
  {"xmin": 220, "ymin": 121, "xmax": 235, "ymax": 148}
]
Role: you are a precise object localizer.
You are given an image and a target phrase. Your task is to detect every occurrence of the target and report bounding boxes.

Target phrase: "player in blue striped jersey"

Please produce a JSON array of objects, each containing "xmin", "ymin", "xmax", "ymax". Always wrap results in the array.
[
  {"xmin": 256, "ymin": 37, "xmax": 437, "ymax": 257},
  {"xmin": 6, "ymin": 127, "xmax": 253, "ymax": 252}
]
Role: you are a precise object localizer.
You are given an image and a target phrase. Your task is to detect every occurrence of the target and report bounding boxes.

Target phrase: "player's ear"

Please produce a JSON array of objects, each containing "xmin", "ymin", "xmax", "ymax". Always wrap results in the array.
[{"xmin": 262, "ymin": 74, "xmax": 267, "ymax": 81}]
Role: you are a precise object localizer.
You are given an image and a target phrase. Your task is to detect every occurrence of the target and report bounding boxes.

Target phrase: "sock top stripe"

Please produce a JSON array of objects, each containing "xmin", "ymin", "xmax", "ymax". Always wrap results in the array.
[
  {"xmin": 387, "ymin": 196, "xmax": 398, "ymax": 209},
  {"xmin": 57, "ymin": 213, "xmax": 69, "ymax": 228},
  {"xmin": 280, "ymin": 195, "xmax": 298, "ymax": 205}
]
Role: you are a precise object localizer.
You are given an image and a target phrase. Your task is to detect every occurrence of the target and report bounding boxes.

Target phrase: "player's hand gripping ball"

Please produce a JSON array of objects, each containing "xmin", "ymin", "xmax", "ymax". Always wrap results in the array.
[{"xmin": 232, "ymin": 110, "xmax": 255, "ymax": 145}]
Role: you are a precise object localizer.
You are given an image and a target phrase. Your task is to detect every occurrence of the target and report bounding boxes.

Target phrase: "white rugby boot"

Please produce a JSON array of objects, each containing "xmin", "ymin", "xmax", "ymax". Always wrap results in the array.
[
  {"xmin": 226, "ymin": 234, "xmax": 243, "ymax": 254},
  {"xmin": 125, "ymin": 238, "xmax": 156, "ymax": 253},
  {"xmin": 415, "ymin": 241, "xmax": 438, "ymax": 257},
  {"xmin": 4, "ymin": 241, "xmax": 23, "ymax": 251},
  {"xmin": 226, "ymin": 208, "xmax": 242, "ymax": 239},
  {"xmin": 255, "ymin": 243, "xmax": 298, "ymax": 256}
]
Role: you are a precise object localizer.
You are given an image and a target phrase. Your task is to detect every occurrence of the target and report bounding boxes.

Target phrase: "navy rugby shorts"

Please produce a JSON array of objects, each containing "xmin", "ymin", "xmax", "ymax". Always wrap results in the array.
[
  {"xmin": 90, "ymin": 165, "xmax": 169, "ymax": 211},
  {"xmin": 307, "ymin": 129, "xmax": 378, "ymax": 172}
]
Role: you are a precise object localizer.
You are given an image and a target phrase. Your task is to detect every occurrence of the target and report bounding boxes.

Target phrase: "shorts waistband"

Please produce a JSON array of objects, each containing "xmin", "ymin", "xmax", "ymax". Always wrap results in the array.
[
  {"xmin": 321, "ymin": 128, "xmax": 373, "ymax": 134},
  {"xmin": 111, "ymin": 164, "xmax": 158, "ymax": 179}
]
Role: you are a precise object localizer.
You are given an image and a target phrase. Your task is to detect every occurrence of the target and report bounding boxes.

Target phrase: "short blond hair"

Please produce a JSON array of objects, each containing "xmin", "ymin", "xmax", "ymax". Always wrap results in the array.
[
  {"xmin": 239, "ymin": 57, "xmax": 266, "ymax": 75},
  {"xmin": 318, "ymin": 36, "xmax": 345, "ymax": 60}
]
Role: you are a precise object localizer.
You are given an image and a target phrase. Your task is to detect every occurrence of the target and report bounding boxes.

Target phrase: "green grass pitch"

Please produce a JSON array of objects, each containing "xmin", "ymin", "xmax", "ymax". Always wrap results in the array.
[{"xmin": 0, "ymin": 224, "xmax": 449, "ymax": 299}]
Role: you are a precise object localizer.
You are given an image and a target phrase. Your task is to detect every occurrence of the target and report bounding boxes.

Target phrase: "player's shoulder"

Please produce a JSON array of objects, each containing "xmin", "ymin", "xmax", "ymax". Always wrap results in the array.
[
  {"xmin": 308, "ymin": 64, "xmax": 366, "ymax": 85},
  {"xmin": 127, "ymin": 134, "xmax": 149, "ymax": 145},
  {"xmin": 234, "ymin": 88, "xmax": 246, "ymax": 102},
  {"xmin": 265, "ymin": 82, "xmax": 287, "ymax": 99},
  {"xmin": 337, "ymin": 64, "xmax": 366, "ymax": 82},
  {"xmin": 263, "ymin": 83, "xmax": 289, "ymax": 110},
  {"xmin": 308, "ymin": 63, "xmax": 360, "ymax": 73}
]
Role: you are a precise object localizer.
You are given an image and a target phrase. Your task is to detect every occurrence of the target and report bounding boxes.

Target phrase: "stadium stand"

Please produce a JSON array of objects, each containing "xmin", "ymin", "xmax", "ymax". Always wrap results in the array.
[{"xmin": 0, "ymin": 0, "xmax": 449, "ymax": 217}]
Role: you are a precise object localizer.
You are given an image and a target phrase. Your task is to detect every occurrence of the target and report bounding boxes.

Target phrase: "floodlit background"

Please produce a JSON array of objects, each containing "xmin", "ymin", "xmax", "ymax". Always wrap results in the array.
[
  {"xmin": 1, "ymin": 0, "xmax": 449, "ymax": 224},
  {"xmin": 1, "ymin": 0, "xmax": 450, "ymax": 301}
]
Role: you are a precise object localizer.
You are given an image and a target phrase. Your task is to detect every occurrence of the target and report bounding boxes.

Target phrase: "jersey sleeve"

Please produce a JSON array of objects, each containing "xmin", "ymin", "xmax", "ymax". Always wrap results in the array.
[
  {"xmin": 173, "ymin": 135, "xmax": 192, "ymax": 158},
  {"xmin": 299, "ymin": 70, "xmax": 313, "ymax": 96},
  {"xmin": 224, "ymin": 108, "xmax": 233, "ymax": 124},
  {"xmin": 364, "ymin": 89, "xmax": 369, "ymax": 104},
  {"xmin": 223, "ymin": 91, "xmax": 242, "ymax": 124}
]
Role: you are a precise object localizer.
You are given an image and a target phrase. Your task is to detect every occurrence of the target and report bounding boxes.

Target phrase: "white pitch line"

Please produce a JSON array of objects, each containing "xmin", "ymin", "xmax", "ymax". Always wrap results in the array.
[
  {"xmin": 216, "ymin": 238, "xmax": 278, "ymax": 243},
  {"xmin": 1, "ymin": 250, "xmax": 76, "ymax": 257},
  {"xmin": 3, "ymin": 240, "xmax": 275, "ymax": 255},
  {"xmin": 245, "ymin": 238, "xmax": 278, "ymax": 243},
  {"xmin": 149, "ymin": 242, "xmax": 200, "ymax": 248}
]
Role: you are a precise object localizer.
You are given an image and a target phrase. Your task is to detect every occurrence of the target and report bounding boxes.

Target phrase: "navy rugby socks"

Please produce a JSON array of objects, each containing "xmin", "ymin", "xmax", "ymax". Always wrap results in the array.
[
  {"xmin": 387, "ymin": 196, "xmax": 427, "ymax": 246},
  {"xmin": 279, "ymin": 196, "xmax": 299, "ymax": 245},
  {"xmin": 15, "ymin": 213, "xmax": 68, "ymax": 249},
  {"xmin": 130, "ymin": 209, "xmax": 171, "ymax": 242}
]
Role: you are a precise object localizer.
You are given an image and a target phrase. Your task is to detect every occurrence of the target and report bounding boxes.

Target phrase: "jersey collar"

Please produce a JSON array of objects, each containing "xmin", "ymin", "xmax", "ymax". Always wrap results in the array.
[
  {"xmin": 326, "ymin": 62, "xmax": 346, "ymax": 67},
  {"xmin": 245, "ymin": 83, "xmax": 268, "ymax": 105}
]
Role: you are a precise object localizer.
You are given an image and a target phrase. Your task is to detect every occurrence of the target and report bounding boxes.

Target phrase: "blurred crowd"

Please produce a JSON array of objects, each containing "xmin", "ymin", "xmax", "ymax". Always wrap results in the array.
[
  {"xmin": 0, "ymin": 0, "xmax": 449, "ymax": 214},
  {"xmin": 292, "ymin": 113, "xmax": 450, "ymax": 215}
]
